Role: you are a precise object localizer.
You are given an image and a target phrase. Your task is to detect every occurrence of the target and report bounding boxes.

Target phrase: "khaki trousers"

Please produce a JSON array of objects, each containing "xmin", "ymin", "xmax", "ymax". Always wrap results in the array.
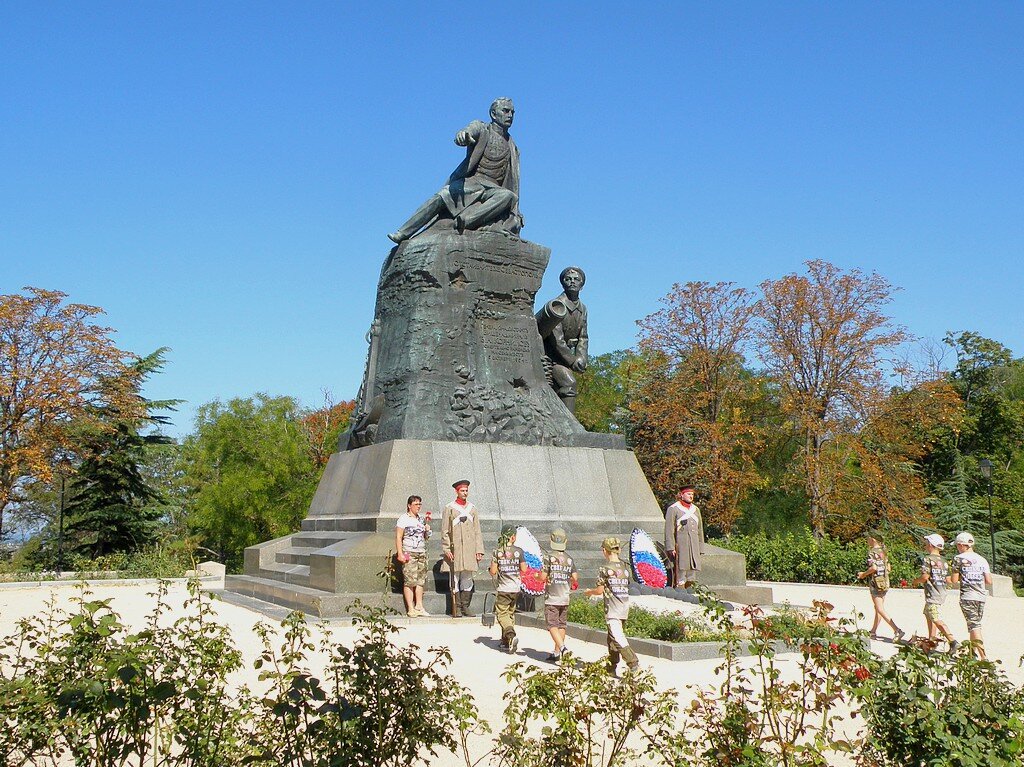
[
  {"xmin": 495, "ymin": 591, "xmax": 518, "ymax": 645},
  {"xmin": 606, "ymin": 618, "xmax": 638, "ymax": 670}
]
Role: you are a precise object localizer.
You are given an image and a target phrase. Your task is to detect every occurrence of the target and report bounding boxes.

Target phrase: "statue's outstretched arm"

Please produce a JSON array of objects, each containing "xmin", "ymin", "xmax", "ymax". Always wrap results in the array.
[{"xmin": 454, "ymin": 120, "xmax": 487, "ymax": 147}]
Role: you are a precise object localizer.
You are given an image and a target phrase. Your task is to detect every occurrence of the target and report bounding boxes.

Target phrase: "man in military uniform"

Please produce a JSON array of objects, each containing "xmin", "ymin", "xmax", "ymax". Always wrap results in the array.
[
  {"xmin": 388, "ymin": 97, "xmax": 523, "ymax": 243},
  {"xmin": 440, "ymin": 479, "xmax": 485, "ymax": 617},
  {"xmin": 664, "ymin": 485, "xmax": 705, "ymax": 588},
  {"xmin": 541, "ymin": 266, "xmax": 589, "ymax": 414}
]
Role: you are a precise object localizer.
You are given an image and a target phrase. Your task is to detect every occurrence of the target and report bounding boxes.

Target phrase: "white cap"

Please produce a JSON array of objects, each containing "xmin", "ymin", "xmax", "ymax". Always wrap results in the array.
[
  {"xmin": 955, "ymin": 532, "xmax": 975, "ymax": 546},
  {"xmin": 924, "ymin": 533, "xmax": 945, "ymax": 549}
]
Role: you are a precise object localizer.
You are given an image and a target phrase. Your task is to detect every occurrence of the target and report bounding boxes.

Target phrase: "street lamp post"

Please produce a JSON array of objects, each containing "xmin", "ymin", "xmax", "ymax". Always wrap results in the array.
[
  {"xmin": 57, "ymin": 474, "xmax": 66, "ymax": 572},
  {"xmin": 978, "ymin": 458, "xmax": 996, "ymax": 573}
]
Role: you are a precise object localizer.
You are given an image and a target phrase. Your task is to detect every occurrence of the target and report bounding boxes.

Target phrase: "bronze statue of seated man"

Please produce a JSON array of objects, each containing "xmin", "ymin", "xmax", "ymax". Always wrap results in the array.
[{"xmin": 388, "ymin": 97, "xmax": 524, "ymax": 243}]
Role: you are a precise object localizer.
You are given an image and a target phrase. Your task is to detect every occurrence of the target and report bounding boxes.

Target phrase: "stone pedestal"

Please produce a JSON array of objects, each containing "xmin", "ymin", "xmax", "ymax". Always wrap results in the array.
[{"xmin": 224, "ymin": 439, "xmax": 771, "ymax": 617}]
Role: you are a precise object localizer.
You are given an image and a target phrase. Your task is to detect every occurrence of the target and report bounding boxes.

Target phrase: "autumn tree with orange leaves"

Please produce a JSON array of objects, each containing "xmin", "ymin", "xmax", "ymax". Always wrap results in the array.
[
  {"xmin": 301, "ymin": 393, "xmax": 356, "ymax": 468},
  {"xmin": 632, "ymin": 281, "xmax": 766, "ymax": 533},
  {"xmin": 0, "ymin": 288, "xmax": 136, "ymax": 540},
  {"xmin": 828, "ymin": 379, "xmax": 963, "ymax": 539},
  {"xmin": 756, "ymin": 261, "xmax": 909, "ymax": 538}
]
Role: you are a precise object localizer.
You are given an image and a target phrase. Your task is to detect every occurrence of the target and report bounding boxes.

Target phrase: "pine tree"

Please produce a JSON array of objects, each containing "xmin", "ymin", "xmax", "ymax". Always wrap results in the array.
[{"xmin": 63, "ymin": 349, "xmax": 178, "ymax": 559}]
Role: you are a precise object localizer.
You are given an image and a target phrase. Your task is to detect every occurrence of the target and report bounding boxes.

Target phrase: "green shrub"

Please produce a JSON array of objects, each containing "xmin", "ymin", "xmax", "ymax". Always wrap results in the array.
[
  {"xmin": 0, "ymin": 587, "xmax": 483, "ymax": 767},
  {"xmin": 0, "ymin": 581, "xmax": 247, "ymax": 766},
  {"xmin": 248, "ymin": 604, "xmax": 485, "ymax": 767},
  {"xmin": 0, "ymin": 546, "xmax": 195, "ymax": 581},
  {"xmin": 858, "ymin": 645, "xmax": 1024, "ymax": 766},
  {"xmin": 566, "ymin": 597, "xmax": 732, "ymax": 643},
  {"xmin": 753, "ymin": 603, "xmax": 841, "ymax": 642},
  {"xmin": 712, "ymin": 530, "xmax": 919, "ymax": 585},
  {"xmin": 494, "ymin": 657, "xmax": 685, "ymax": 767}
]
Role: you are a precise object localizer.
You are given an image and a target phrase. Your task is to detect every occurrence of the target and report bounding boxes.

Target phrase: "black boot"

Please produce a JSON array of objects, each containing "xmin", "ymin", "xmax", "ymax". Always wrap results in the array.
[{"xmin": 460, "ymin": 590, "xmax": 476, "ymax": 617}]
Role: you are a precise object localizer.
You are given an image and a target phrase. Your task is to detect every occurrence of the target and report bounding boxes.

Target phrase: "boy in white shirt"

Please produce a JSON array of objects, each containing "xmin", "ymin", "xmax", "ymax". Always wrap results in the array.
[{"xmin": 950, "ymin": 531, "xmax": 993, "ymax": 659}]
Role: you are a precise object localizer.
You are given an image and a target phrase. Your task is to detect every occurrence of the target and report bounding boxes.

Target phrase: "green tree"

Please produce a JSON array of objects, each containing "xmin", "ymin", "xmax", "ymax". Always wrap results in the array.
[
  {"xmin": 937, "ymin": 331, "xmax": 1024, "ymax": 474},
  {"xmin": 181, "ymin": 394, "xmax": 320, "ymax": 569},
  {"xmin": 0, "ymin": 287, "xmax": 133, "ymax": 540},
  {"xmin": 923, "ymin": 332, "xmax": 1024, "ymax": 580},
  {"xmin": 60, "ymin": 349, "xmax": 178, "ymax": 559},
  {"xmin": 574, "ymin": 350, "xmax": 641, "ymax": 434}
]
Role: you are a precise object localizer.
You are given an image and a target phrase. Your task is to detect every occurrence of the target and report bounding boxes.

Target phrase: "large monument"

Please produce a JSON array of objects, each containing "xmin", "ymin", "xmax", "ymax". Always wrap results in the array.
[{"xmin": 225, "ymin": 99, "xmax": 765, "ymax": 616}]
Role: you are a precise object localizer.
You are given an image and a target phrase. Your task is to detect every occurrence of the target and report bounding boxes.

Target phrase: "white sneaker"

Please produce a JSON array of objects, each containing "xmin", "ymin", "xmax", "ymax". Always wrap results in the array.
[{"xmin": 415, "ymin": 606, "xmax": 430, "ymax": 616}]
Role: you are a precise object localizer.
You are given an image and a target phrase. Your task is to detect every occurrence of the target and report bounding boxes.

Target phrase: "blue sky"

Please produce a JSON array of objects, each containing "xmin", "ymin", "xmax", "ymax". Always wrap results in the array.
[{"xmin": 3, "ymin": 3, "xmax": 1022, "ymax": 438}]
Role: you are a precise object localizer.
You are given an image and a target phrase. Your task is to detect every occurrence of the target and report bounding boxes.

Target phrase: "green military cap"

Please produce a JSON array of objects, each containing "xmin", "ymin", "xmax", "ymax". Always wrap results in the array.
[
  {"xmin": 550, "ymin": 528, "xmax": 568, "ymax": 551},
  {"xmin": 601, "ymin": 536, "xmax": 621, "ymax": 552},
  {"xmin": 500, "ymin": 524, "xmax": 517, "ymax": 538}
]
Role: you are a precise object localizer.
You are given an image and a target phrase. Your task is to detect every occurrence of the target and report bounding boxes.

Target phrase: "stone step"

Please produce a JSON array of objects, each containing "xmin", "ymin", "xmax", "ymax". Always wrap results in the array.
[
  {"xmin": 223, "ymin": 575, "xmax": 348, "ymax": 616},
  {"xmin": 274, "ymin": 547, "xmax": 313, "ymax": 566},
  {"xmin": 290, "ymin": 532, "xmax": 348, "ymax": 549},
  {"xmin": 252, "ymin": 561, "xmax": 311, "ymax": 587},
  {"xmin": 222, "ymin": 575, "xmax": 501, "ymax": 619}
]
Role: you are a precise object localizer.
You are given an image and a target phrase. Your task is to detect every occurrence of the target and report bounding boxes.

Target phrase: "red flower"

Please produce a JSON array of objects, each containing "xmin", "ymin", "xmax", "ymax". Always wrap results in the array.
[
  {"xmin": 899, "ymin": 579, "xmax": 908, "ymax": 588},
  {"xmin": 854, "ymin": 666, "xmax": 871, "ymax": 681}
]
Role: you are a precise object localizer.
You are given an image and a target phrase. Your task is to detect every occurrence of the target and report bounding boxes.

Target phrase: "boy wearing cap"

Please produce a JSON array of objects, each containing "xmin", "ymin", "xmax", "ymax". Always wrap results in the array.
[
  {"xmin": 585, "ymin": 537, "xmax": 639, "ymax": 676},
  {"xmin": 540, "ymin": 527, "xmax": 579, "ymax": 662},
  {"xmin": 950, "ymin": 531, "xmax": 993, "ymax": 658},
  {"xmin": 441, "ymin": 479, "xmax": 485, "ymax": 617},
  {"xmin": 911, "ymin": 533, "xmax": 957, "ymax": 650},
  {"xmin": 489, "ymin": 525, "xmax": 528, "ymax": 653}
]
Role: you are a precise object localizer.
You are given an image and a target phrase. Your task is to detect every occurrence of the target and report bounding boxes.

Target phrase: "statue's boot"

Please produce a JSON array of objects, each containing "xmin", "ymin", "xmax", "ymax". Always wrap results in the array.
[
  {"xmin": 561, "ymin": 395, "xmax": 576, "ymax": 415},
  {"xmin": 455, "ymin": 189, "xmax": 516, "ymax": 231},
  {"xmin": 389, "ymin": 196, "xmax": 444, "ymax": 243}
]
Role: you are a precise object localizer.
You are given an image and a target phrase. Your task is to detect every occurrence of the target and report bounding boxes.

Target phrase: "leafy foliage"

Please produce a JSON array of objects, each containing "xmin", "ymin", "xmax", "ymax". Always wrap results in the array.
[
  {"xmin": 633, "ymin": 281, "xmax": 766, "ymax": 532},
  {"xmin": 713, "ymin": 530, "xmax": 919, "ymax": 585},
  {"xmin": 2, "ymin": 583, "xmax": 1023, "ymax": 767},
  {"xmin": 248, "ymin": 604, "xmax": 485, "ymax": 767},
  {"xmin": 58, "ymin": 349, "xmax": 179, "ymax": 559},
  {"xmin": 858, "ymin": 644, "xmax": 1024, "ymax": 766},
  {"xmin": 574, "ymin": 349, "xmax": 640, "ymax": 434},
  {"xmin": 0, "ymin": 287, "xmax": 136, "ymax": 540},
  {"xmin": 0, "ymin": 581, "xmax": 248, "ymax": 767},
  {"xmin": 179, "ymin": 394, "xmax": 321, "ymax": 569},
  {"xmin": 494, "ymin": 656, "xmax": 683, "ymax": 767},
  {"xmin": 300, "ymin": 393, "xmax": 356, "ymax": 468},
  {"xmin": 0, "ymin": 545, "xmax": 194, "ymax": 580},
  {"xmin": 756, "ymin": 260, "xmax": 908, "ymax": 537},
  {"xmin": 680, "ymin": 592, "xmax": 875, "ymax": 766},
  {"xmin": 0, "ymin": 589, "xmax": 483, "ymax": 767},
  {"xmin": 566, "ymin": 596, "xmax": 731, "ymax": 643}
]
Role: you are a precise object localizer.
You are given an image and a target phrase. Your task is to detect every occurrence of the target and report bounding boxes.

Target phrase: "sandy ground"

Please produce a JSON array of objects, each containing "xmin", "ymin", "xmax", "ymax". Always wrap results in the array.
[{"xmin": 1, "ymin": 578, "xmax": 1021, "ymax": 766}]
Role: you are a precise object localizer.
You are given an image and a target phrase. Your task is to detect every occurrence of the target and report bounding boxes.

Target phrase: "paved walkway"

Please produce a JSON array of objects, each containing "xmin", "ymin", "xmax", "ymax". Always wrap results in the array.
[{"xmin": 1, "ymin": 578, "xmax": 1021, "ymax": 766}]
